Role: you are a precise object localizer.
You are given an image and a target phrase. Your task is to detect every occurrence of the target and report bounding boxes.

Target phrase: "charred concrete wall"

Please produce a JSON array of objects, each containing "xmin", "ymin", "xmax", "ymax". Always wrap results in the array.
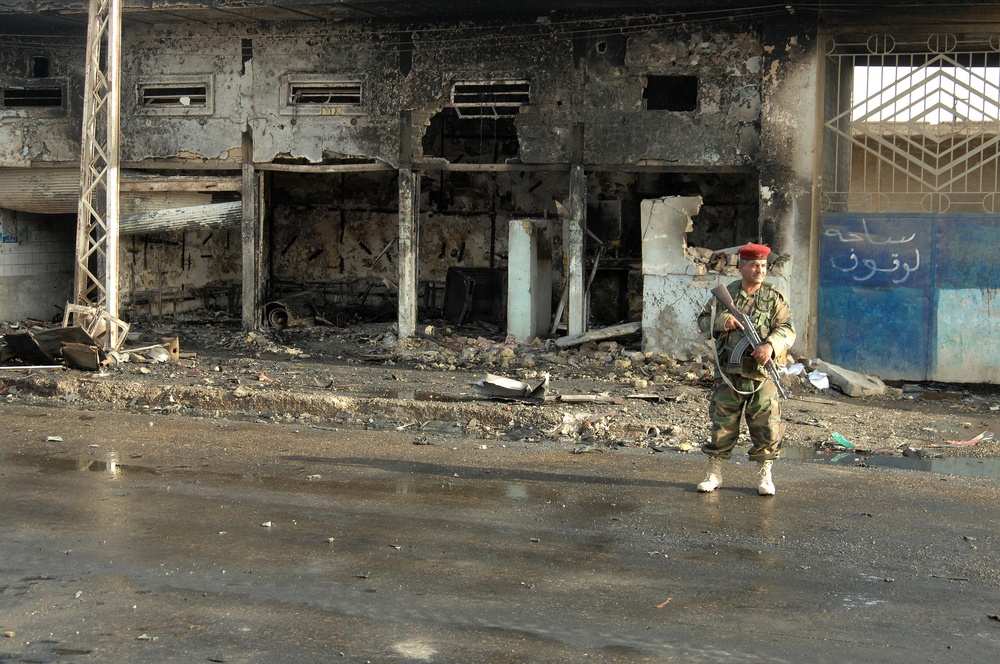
[
  {"xmin": 0, "ymin": 37, "xmax": 83, "ymax": 165},
  {"xmin": 119, "ymin": 225, "xmax": 243, "ymax": 320},
  {"xmin": 119, "ymin": 19, "xmax": 766, "ymax": 167},
  {"xmin": 758, "ymin": 18, "xmax": 819, "ymax": 356},
  {"xmin": 0, "ymin": 10, "xmax": 819, "ymax": 356},
  {"xmin": 120, "ymin": 27, "xmax": 245, "ymax": 164}
]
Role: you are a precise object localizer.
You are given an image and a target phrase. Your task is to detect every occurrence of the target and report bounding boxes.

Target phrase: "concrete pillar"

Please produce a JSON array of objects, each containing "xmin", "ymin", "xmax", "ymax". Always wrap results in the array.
[
  {"xmin": 241, "ymin": 130, "xmax": 261, "ymax": 332},
  {"xmin": 567, "ymin": 164, "xmax": 587, "ymax": 336},
  {"xmin": 397, "ymin": 168, "xmax": 420, "ymax": 338},
  {"xmin": 507, "ymin": 219, "xmax": 552, "ymax": 342},
  {"xmin": 759, "ymin": 18, "xmax": 820, "ymax": 357}
]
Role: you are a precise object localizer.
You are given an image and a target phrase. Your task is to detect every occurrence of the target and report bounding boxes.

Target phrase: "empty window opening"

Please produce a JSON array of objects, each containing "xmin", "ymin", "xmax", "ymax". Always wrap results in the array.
[
  {"xmin": 31, "ymin": 56, "xmax": 50, "ymax": 78},
  {"xmin": 451, "ymin": 80, "xmax": 530, "ymax": 119},
  {"xmin": 241, "ymin": 39, "xmax": 253, "ymax": 75},
  {"xmin": 2, "ymin": 87, "xmax": 62, "ymax": 107},
  {"xmin": 422, "ymin": 108, "xmax": 519, "ymax": 166},
  {"xmin": 290, "ymin": 82, "xmax": 362, "ymax": 106},
  {"xmin": 643, "ymin": 75, "xmax": 698, "ymax": 111},
  {"xmin": 140, "ymin": 84, "xmax": 208, "ymax": 108}
]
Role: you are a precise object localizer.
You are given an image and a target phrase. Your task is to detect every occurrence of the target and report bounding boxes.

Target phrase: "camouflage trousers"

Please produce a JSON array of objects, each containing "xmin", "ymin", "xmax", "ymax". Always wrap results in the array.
[{"xmin": 702, "ymin": 375, "xmax": 783, "ymax": 461}]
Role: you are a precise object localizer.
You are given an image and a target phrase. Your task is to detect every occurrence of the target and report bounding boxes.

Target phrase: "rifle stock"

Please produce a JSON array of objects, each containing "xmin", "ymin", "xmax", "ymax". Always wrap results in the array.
[{"xmin": 710, "ymin": 284, "xmax": 788, "ymax": 399}]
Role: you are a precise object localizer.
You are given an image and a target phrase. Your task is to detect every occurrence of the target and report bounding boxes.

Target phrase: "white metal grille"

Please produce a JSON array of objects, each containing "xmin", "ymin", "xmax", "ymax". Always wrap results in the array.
[
  {"xmin": 289, "ymin": 82, "xmax": 362, "ymax": 105},
  {"xmin": 451, "ymin": 80, "xmax": 529, "ymax": 119},
  {"xmin": 822, "ymin": 33, "xmax": 1000, "ymax": 213}
]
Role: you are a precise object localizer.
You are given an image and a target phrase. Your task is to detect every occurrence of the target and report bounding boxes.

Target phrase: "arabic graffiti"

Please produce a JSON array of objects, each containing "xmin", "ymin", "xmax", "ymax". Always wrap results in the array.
[{"xmin": 824, "ymin": 218, "xmax": 921, "ymax": 285}]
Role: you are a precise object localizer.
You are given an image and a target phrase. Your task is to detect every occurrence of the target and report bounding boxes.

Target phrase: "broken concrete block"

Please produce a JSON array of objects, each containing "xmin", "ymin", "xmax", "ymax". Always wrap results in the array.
[{"xmin": 816, "ymin": 361, "xmax": 887, "ymax": 397}]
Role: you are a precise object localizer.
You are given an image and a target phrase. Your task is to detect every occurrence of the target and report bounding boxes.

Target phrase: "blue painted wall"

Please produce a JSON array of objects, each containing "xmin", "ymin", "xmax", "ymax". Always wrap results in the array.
[{"xmin": 819, "ymin": 213, "xmax": 1000, "ymax": 383}]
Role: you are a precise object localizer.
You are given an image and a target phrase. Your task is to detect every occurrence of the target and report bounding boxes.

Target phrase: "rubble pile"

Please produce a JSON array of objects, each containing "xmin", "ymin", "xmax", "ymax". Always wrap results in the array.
[{"xmin": 2, "ymin": 312, "xmax": 1000, "ymax": 463}]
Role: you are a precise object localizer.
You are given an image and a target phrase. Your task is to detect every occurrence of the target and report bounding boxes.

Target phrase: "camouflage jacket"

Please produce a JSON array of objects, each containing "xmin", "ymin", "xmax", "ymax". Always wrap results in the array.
[{"xmin": 697, "ymin": 280, "xmax": 795, "ymax": 379}]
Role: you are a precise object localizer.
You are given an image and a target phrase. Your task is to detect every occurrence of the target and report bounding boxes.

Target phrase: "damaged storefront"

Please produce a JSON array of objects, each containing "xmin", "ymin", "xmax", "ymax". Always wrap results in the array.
[{"xmin": 7, "ymin": 2, "xmax": 995, "ymax": 383}]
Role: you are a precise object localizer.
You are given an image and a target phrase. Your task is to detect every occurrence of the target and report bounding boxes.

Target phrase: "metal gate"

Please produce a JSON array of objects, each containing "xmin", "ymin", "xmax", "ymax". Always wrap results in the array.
[{"xmin": 819, "ymin": 32, "xmax": 1000, "ymax": 382}]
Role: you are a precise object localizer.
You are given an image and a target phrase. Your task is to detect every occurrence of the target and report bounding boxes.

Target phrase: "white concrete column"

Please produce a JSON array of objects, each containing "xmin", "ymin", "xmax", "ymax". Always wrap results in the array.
[
  {"xmin": 507, "ymin": 219, "xmax": 552, "ymax": 342},
  {"xmin": 397, "ymin": 168, "xmax": 420, "ymax": 338}
]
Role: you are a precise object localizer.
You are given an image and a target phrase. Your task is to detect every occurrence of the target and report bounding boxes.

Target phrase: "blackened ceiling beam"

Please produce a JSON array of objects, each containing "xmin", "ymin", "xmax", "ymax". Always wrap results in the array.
[{"xmin": 1, "ymin": 1, "xmax": 996, "ymax": 36}]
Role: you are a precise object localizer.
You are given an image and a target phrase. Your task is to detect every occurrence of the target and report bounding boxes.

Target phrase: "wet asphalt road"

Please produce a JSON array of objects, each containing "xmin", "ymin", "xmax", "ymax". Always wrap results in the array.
[{"xmin": 1, "ymin": 403, "xmax": 999, "ymax": 663}]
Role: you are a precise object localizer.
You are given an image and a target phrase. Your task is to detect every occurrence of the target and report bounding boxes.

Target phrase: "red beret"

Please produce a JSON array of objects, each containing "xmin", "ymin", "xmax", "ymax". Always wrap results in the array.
[{"xmin": 738, "ymin": 243, "xmax": 771, "ymax": 260}]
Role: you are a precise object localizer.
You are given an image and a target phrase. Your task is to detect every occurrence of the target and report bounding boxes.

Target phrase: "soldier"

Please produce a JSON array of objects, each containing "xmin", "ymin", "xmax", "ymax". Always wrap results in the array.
[{"xmin": 696, "ymin": 243, "xmax": 795, "ymax": 496}]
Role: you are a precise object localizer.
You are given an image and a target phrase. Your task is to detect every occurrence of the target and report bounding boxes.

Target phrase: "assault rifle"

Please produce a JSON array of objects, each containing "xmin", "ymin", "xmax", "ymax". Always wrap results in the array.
[{"xmin": 711, "ymin": 284, "xmax": 788, "ymax": 399}]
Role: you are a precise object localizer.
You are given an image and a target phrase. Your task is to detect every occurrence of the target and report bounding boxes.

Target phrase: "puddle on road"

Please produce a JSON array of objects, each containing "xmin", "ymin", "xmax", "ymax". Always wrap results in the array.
[
  {"xmin": 34, "ymin": 455, "xmax": 120, "ymax": 474},
  {"xmin": 782, "ymin": 447, "xmax": 1000, "ymax": 479}
]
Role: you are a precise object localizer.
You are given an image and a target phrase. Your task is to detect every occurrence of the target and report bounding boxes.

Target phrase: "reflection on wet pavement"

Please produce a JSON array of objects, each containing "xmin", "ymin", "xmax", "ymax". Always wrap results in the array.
[{"xmin": 782, "ymin": 446, "xmax": 1000, "ymax": 479}]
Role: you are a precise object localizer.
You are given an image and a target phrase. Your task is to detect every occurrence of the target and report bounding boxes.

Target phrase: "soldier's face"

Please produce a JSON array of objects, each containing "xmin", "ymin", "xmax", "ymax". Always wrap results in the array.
[{"xmin": 740, "ymin": 258, "xmax": 768, "ymax": 285}]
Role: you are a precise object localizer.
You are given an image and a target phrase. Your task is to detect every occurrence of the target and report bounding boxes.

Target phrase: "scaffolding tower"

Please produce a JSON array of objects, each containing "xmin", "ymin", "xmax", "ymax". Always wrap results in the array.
[{"xmin": 74, "ymin": 0, "xmax": 122, "ymax": 350}]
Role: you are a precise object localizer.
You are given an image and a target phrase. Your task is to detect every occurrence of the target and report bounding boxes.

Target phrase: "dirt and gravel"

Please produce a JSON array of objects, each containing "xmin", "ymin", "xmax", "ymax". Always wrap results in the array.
[{"xmin": 2, "ymin": 313, "xmax": 1000, "ymax": 462}]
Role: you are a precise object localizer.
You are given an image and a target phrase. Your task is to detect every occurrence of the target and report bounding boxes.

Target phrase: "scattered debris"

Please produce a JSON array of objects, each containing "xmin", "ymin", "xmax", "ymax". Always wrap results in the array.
[
  {"xmin": 831, "ymin": 432, "xmax": 856, "ymax": 449},
  {"xmin": 930, "ymin": 432, "xmax": 996, "ymax": 448},
  {"xmin": 63, "ymin": 303, "xmax": 130, "ymax": 352},
  {"xmin": 554, "ymin": 321, "xmax": 641, "ymax": 349},
  {"xmin": 816, "ymin": 361, "xmax": 888, "ymax": 397},
  {"xmin": 472, "ymin": 373, "xmax": 548, "ymax": 401},
  {"xmin": 263, "ymin": 291, "xmax": 324, "ymax": 329},
  {"xmin": 553, "ymin": 393, "xmax": 624, "ymax": 404}
]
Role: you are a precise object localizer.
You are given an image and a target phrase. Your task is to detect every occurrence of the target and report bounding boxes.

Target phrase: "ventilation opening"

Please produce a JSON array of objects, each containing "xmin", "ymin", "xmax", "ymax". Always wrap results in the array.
[
  {"xmin": 31, "ymin": 56, "xmax": 50, "ymax": 78},
  {"xmin": 451, "ymin": 80, "xmax": 530, "ymax": 119},
  {"xmin": 643, "ymin": 75, "xmax": 698, "ymax": 111},
  {"xmin": 2, "ymin": 87, "xmax": 62, "ymax": 107},
  {"xmin": 241, "ymin": 39, "xmax": 253, "ymax": 75},
  {"xmin": 140, "ymin": 84, "xmax": 208, "ymax": 108},
  {"xmin": 290, "ymin": 82, "xmax": 362, "ymax": 105}
]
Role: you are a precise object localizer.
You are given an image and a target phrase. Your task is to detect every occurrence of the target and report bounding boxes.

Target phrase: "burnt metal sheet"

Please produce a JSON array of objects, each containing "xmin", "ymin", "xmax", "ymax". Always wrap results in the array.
[
  {"xmin": 3, "ymin": 326, "xmax": 99, "ymax": 365},
  {"xmin": 62, "ymin": 342, "xmax": 108, "ymax": 370},
  {"xmin": 0, "ymin": 168, "xmax": 79, "ymax": 214},
  {"xmin": 119, "ymin": 201, "xmax": 242, "ymax": 235}
]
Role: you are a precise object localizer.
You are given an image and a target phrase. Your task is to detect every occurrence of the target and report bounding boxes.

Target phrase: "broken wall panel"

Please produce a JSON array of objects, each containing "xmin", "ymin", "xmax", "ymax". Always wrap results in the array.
[{"xmin": 408, "ymin": 24, "xmax": 577, "ymax": 165}]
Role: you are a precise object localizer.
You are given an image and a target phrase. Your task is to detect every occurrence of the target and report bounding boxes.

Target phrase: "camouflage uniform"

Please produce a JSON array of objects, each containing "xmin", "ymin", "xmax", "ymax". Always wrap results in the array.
[{"xmin": 697, "ymin": 280, "xmax": 795, "ymax": 461}]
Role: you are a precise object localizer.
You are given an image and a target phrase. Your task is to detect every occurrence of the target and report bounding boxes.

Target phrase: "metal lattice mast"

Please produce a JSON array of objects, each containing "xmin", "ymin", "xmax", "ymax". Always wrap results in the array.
[{"xmin": 75, "ymin": 0, "xmax": 121, "ymax": 348}]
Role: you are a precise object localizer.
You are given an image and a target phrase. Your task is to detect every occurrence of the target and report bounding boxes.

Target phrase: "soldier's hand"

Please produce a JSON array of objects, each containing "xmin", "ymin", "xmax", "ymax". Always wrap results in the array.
[
  {"xmin": 753, "ymin": 342, "xmax": 773, "ymax": 365},
  {"xmin": 723, "ymin": 316, "xmax": 744, "ymax": 332}
]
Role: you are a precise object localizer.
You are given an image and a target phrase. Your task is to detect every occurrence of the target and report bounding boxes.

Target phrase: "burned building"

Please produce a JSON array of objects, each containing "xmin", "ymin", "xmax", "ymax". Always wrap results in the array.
[{"xmin": 1, "ymin": 1, "xmax": 999, "ymax": 383}]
